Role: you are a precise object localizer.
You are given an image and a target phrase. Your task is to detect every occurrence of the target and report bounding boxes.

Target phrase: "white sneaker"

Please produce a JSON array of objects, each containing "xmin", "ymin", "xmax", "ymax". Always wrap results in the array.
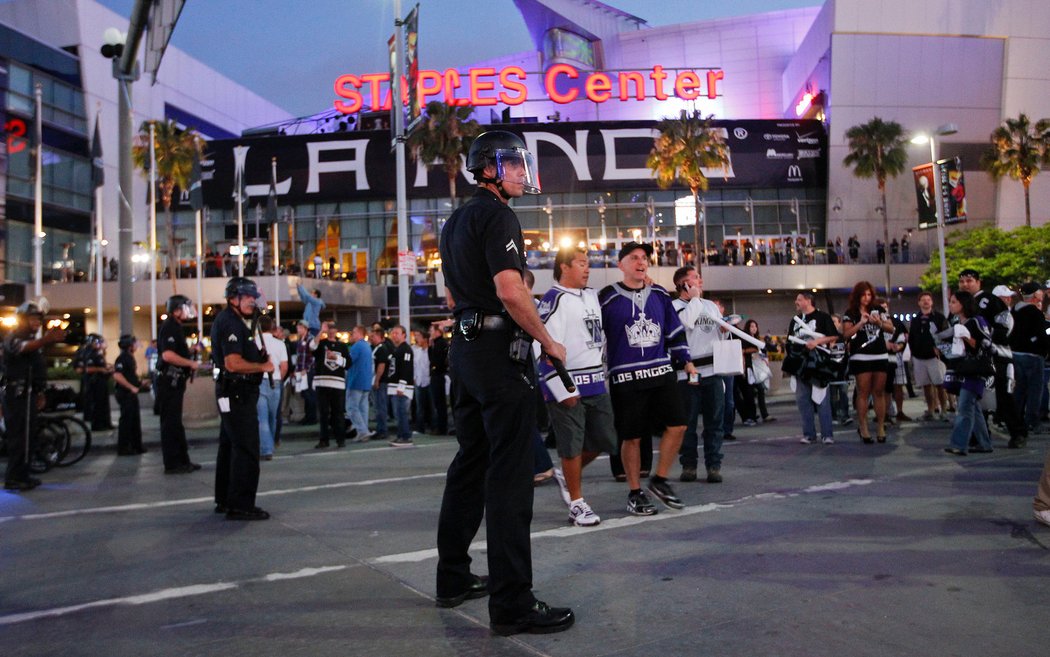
[
  {"xmin": 553, "ymin": 468, "xmax": 571, "ymax": 507},
  {"xmin": 799, "ymin": 436, "xmax": 815, "ymax": 444},
  {"xmin": 568, "ymin": 499, "xmax": 601, "ymax": 527},
  {"xmin": 821, "ymin": 436, "xmax": 835, "ymax": 445},
  {"xmin": 1034, "ymin": 509, "xmax": 1050, "ymax": 528}
]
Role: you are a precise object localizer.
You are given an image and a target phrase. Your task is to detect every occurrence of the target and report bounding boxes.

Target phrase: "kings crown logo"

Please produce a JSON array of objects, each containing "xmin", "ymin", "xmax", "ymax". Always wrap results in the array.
[{"xmin": 626, "ymin": 313, "xmax": 661, "ymax": 348}]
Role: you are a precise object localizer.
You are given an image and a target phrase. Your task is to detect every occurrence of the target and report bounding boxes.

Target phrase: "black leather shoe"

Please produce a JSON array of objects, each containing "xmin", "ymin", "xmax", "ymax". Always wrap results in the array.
[
  {"xmin": 189, "ymin": 462, "xmax": 202, "ymax": 471},
  {"xmin": 225, "ymin": 507, "xmax": 270, "ymax": 521},
  {"xmin": 435, "ymin": 575, "xmax": 489, "ymax": 608},
  {"xmin": 314, "ymin": 441, "xmax": 329, "ymax": 449},
  {"xmin": 490, "ymin": 600, "xmax": 575, "ymax": 636},
  {"xmin": 4, "ymin": 478, "xmax": 40, "ymax": 491},
  {"xmin": 164, "ymin": 464, "xmax": 195, "ymax": 474},
  {"xmin": 214, "ymin": 504, "xmax": 228, "ymax": 514}
]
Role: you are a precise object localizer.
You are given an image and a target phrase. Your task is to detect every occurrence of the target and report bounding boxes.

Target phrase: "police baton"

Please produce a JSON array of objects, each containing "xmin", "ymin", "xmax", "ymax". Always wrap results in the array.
[{"xmin": 546, "ymin": 356, "xmax": 576, "ymax": 394}]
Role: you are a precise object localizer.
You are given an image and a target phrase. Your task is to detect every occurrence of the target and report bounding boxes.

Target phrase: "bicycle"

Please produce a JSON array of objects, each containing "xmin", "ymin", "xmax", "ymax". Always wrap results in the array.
[{"xmin": 0, "ymin": 385, "xmax": 92, "ymax": 473}]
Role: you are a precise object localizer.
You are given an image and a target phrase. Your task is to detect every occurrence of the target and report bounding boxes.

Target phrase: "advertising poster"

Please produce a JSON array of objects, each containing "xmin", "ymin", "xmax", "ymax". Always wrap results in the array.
[
  {"xmin": 404, "ymin": 5, "xmax": 421, "ymax": 134},
  {"xmin": 937, "ymin": 157, "xmax": 967, "ymax": 225},
  {"xmin": 913, "ymin": 163, "xmax": 937, "ymax": 229}
]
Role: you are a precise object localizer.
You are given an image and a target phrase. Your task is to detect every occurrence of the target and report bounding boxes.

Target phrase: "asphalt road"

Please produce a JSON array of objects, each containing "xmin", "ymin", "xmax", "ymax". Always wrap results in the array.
[{"xmin": 2, "ymin": 396, "xmax": 1047, "ymax": 657}]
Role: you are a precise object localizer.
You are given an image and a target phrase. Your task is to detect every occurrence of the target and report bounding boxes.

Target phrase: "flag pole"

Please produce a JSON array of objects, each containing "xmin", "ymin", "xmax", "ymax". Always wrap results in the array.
[
  {"xmin": 236, "ymin": 167, "xmax": 244, "ymax": 273},
  {"xmin": 271, "ymin": 157, "xmax": 281, "ymax": 325},
  {"xmin": 195, "ymin": 207, "xmax": 204, "ymax": 340},
  {"xmin": 92, "ymin": 107, "xmax": 105, "ymax": 330},
  {"xmin": 149, "ymin": 122, "xmax": 158, "ymax": 342},
  {"xmin": 33, "ymin": 83, "xmax": 43, "ymax": 298}
]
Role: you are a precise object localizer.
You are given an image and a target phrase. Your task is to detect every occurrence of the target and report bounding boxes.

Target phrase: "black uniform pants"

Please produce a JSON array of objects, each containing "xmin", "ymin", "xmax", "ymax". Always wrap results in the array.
[
  {"xmin": 156, "ymin": 375, "xmax": 190, "ymax": 469},
  {"xmin": 215, "ymin": 387, "xmax": 261, "ymax": 511},
  {"xmin": 436, "ymin": 332, "xmax": 537, "ymax": 624},
  {"xmin": 316, "ymin": 386, "xmax": 345, "ymax": 445},
  {"xmin": 4, "ymin": 391, "xmax": 35, "ymax": 483},
  {"xmin": 116, "ymin": 391, "xmax": 143, "ymax": 454},
  {"xmin": 994, "ymin": 358, "xmax": 1027, "ymax": 439}
]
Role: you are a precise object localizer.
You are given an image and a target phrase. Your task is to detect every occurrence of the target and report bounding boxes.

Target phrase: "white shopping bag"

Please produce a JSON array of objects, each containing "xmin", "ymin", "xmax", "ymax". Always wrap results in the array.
[{"xmin": 712, "ymin": 340, "xmax": 744, "ymax": 376}]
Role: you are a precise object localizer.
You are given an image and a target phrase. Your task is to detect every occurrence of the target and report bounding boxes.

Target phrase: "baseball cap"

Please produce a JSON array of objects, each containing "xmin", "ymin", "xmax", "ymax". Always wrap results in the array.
[
  {"xmin": 617, "ymin": 241, "xmax": 653, "ymax": 261},
  {"xmin": 1019, "ymin": 281, "xmax": 1042, "ymax": 296},
  {"xmin": 991, "ymin": 285, "xmax": 1014, "ymax": 297}
]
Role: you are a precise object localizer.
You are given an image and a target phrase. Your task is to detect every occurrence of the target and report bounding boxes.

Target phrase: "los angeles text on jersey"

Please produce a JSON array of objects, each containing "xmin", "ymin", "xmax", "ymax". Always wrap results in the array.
[{"xmin": 611, "ymin": 363, "xmax": 673, "ymax": 385}]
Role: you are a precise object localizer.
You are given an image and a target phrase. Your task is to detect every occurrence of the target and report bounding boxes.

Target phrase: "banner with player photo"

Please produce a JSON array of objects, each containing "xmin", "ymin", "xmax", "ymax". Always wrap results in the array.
[{"xmin": 937, "ymin": 157, "xmax": 967, "ymax": 225}]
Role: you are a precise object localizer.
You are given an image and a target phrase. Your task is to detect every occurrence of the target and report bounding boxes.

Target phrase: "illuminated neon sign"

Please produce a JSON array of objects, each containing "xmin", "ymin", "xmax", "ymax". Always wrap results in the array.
[{"xmin": 333, "ymin": 65, "xmax": 724, "ymax": 114}]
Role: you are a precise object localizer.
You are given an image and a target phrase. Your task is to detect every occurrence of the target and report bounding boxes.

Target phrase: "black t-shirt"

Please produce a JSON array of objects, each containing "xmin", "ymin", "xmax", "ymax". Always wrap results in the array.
[
  {"xmin": 387, "ymin": 342, "xmax": 413, "ymax": 386},
  {"xmin": 909, "ymin": 311, "xmax": 948, "ymax": 359},
  {"xmin": 114, "ymin": 351, "xmax": 141, "ymax": 388},
  {"xmin": 438, "ymin": 188, "xmax": 526, "ymax": 315},
  {"xmin": 372, "ymin": 341, "xmax": 392, "ymax": 384},
  {"xmin": 210, "ymin": 306, "xmax": 265, "ymax": 378},
  {"xmin": 843, "ymin": 307, "xmax": 889, "ymax": 358},
  {"xmin": 429, "ymin": 335, "xmax": 449, "ymax": 376},
  {"xmin": 157, "ymin": 316, "xmax": 190, "ymax": 374}
]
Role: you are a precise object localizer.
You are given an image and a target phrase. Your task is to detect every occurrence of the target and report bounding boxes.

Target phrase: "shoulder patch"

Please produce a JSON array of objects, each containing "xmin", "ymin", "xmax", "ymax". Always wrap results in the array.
[{"xmin": 228, "ymin": 334, "xmax": 238, "ymax": 342}]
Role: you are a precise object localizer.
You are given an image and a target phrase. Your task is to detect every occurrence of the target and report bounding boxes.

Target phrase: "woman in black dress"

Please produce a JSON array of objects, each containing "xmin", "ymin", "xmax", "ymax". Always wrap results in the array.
[{"xmin": 840, "ymin": 281, "xmax": 895, "ymax": 442}]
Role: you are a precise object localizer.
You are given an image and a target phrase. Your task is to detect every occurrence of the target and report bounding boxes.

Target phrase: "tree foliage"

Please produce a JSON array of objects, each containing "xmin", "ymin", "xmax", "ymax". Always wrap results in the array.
[
  {"xmin": 979, "ymin": 113, "xmax": 1050, "ymax": 227},
  {"xmin": 920, "ymin": 224, "xmax": 1050, "ymax": 291},
  {"xmin": 843, "ymin": 117, "xmax": 908, "ymax": 294},
  {"xmin": 406, "ymin": 101, "xmax": 481, "ymax": 208},
  {"xmin": 647, "ymin": 111, "xmax": 730, "ymax": 270}
]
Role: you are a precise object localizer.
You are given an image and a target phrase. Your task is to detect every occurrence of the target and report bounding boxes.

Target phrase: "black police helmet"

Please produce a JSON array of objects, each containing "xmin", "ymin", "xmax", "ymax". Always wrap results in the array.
[
  {"xmin": 225, "ymin": 276, "xmax": 260, "ymax": 299},
  {"xmin": 84, "ymin": 333, "xmax": 103, "ymax": 348},
  {"xmin": 15, "ymin": 301, "xmax": 44, "ymax": 317},
  {"xmin": 118, "ymin": 334, "xmax": 136, "ymax": 350},
  {"xmin": 167, "ymin": 294, "xmax": 192, "ymax": 313},
  {"xmin": 466, "ymin": 130, "xmax": 527, "ymax": 173}
]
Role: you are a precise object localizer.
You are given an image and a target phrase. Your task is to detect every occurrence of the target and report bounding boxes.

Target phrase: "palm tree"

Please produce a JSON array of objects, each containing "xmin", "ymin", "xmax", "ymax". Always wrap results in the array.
[
  {"xmin": 132, "ymin": 119, "xmax": 201, "ymax": 293},
  {"xmin": 647, "ymin": 110, "xmax": 730, "ymax": 271},
  {"xmin": 980, "ymin": 113, "xmax": 1050, "ymax": 227},
  {"xmin": 843, "ymin": 117, "xmax": 908, "ymax": 295},
  {"xmin": 407, "ymin": 101, "xmax": 481, "ymax": 210}
]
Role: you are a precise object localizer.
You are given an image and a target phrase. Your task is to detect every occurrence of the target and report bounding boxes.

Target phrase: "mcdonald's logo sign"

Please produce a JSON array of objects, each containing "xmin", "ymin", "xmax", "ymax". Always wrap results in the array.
[{"xmin": 786, "ymin": 164, "xmax": 803, "ymax": 182}]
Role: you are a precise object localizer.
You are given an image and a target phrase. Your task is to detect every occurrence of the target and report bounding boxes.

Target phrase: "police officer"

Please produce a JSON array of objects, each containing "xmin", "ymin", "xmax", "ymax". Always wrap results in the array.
[
  {"xmin": 435, "ymin": 131, "xmax": 574, "ymax": 635},
  {"xmin": 211, "ymin": 277, "xmax": 273, "ymax": 521},
  {"xmin": 157, "ymin": 295, "xmax": 202, "ymax": 474},
  {"xmin": 113, "ymin": 334, "xmax": 146, "ymax": 456},
  {"xmin": 4, "ymin": 299, "xmax": 64, "ymax": 491},
  {"xmin": 78, "ymin": 334, "xmax": 113, "ymax": 431}
]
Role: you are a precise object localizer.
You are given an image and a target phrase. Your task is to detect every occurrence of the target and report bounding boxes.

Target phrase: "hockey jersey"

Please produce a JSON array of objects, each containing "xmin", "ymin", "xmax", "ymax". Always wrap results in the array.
[
  {"xmin": 671, "ymin": 295, "xmax": 725, "ymax": 379},
  {"xmin": 536, "ymin": 284, "xmax": 607, "ymax": 402},
  {"xmin": 599, "ymin": 282, "xmax": 689, "ymax": 391}
]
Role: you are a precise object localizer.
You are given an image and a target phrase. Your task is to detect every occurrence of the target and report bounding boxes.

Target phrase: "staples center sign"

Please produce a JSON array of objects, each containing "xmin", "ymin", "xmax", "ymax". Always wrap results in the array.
[{"xmin": 333, "ymin": 64, "xmax": 725, "ymax": 114}]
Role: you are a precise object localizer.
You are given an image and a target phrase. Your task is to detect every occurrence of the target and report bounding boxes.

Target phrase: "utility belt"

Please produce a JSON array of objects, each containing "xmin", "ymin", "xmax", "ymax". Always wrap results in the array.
[
  {"xmin": 455, "ymin": 309, "xmax": 533, "ymax": 366},
  {"xmin": 215, "ymin": 370, "xmax": 264, "ymax": 397},
  {"xmin": 159, "ymin": 366, "xmax": 189, "ymax": 385}
]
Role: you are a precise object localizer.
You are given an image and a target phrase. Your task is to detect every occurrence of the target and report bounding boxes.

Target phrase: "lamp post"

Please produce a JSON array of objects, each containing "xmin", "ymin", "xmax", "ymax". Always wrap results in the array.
[
  {"xmin": 392, "ymin": 0, "xmax": 410, "ymax": 330},
  {"xmin": 910, "ymin": 123, "xmax": 958, "ymax": 316}
]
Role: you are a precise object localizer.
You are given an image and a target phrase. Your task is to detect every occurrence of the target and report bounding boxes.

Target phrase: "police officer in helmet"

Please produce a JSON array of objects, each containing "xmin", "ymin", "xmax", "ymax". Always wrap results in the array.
[
  {"xmin": 435, "ymin": 130, "xmax": 574, "ymax": 635},
  {"xmin": 211, "ymin": 277, "xmax": 273, "ymax": 521},
  {"xmin": 3, "ymin": 299, "xmax": 64, "ymax": 491},
  {"xmin": 113, "ymin": 334, "xmax": 147, "ymax": 456},
  {"xmin": 156, "ymin": 294, "xmax": 203, "ymax": 474}
]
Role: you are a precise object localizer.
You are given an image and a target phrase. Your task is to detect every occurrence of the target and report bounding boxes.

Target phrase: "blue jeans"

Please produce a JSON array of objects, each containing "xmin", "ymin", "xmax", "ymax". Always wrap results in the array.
[
  {"xmin": 1012, "ymin": 353, "xmax": 1044, "ymax": 431},
  {"xmin": 345, "ymin": 388, "xmax": 369, "ymax": 436},
  {"xmin": 390, "ymin": 393, "xmax": 411, "ymax": 440},
  {"xmin": 371, "ymin": 387, "xmax": 389, "ymax": 435},
  {"xmin": 949, "ymin": 386, "xmax": 991, "ymax": 452},
  {"xmin": 722, "ymin": 375, "xmax": 736, "ymax": 435},
  {"xmin": 794, "ymin": 377, "xmax": 834, "ymax": 439},
  {"xmin": 257, "ymin": 381, "xmax": 281, "ymax": 456},
  {"xmin": 679, "ymin": 377, "xmax": 724, "ymax": 470}
]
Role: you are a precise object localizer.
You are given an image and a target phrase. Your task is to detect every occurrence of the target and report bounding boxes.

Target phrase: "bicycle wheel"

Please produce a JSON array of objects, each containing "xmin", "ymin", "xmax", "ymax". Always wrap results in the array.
[
  {"xmin": 56, "ymin": 416, "xmax": 91, "ymax": 467},
  {"xmin": 28, "ymin": 419, "xmax": 67, "ymax": 474}
]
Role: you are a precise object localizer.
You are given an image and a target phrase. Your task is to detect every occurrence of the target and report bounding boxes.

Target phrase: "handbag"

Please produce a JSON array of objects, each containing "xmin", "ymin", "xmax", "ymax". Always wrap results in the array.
[
  {"xmin": 713, "ymin": 339, "xmax": 744, "ymax": 376},
  {"xmin": 749, "ymin": 356, "xmax": 772, "ymax": 388}
]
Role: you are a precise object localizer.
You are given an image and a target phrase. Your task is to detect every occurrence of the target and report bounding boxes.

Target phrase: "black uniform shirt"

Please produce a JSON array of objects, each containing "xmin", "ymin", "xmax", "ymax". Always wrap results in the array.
[
  {"xmin": 210, "ymin": 307, "xmax": 264, "ymax": 374},
  {"xmin": 3, "ymin": 329, "xmax": 47, "ymax": 390},
  {"xmin": 438, "ymin": 188, "xmax": 526, "ymax": 315},
  {"xmin": 114, "ymin": 351, "xmax": 141, "ymax": 388},
  {"xmin": 86, "ymin": 349, "xmax": 108, "ymax": 380},
  {"xmin": 157, "ymin": 316, "xmax": 190, "ymax": 374}
]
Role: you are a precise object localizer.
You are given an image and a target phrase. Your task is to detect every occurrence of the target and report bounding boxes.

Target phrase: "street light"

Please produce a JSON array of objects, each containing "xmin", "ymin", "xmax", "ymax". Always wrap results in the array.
[{"xmin": 910, "ymin": 123, "xmax": 958, "ymax": 316}]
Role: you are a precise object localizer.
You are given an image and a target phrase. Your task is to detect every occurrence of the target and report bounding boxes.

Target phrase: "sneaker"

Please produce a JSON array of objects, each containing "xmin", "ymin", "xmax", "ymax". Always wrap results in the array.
[
  {"xmin": 627, "ymin": 490, "xmax": 658, "ymax": 516},
  {"xmin": 647, "ymin": 479, "xmax": 685, "ymax": 509},
  {"xmin": 313, "ymin": 441, "xmax": 329, "ymax": 449},
  {"xmin": 723, "ymin": 434, "xmax": 737, "ymax": 441},
  {"xmin": 1034, "ymin": 509, "xmax": 1050, "ymax": 528},
  {"xmin": 533, "ymin": 468, "xmax": 554, "ymax": 484},
  {"xmin": 799, "ymin": 436, "xmax": 815, "ymax": 444},
  {"xmin": 840, "ymin": 416, "xmax": 853, "ymax": 426},
  {"xmin": 920, "ymin": 411, "xmax": 934, "ymax": 422},
  {"xmin": 553, "ymin": 468, "xmax": 571, "ymax": 506},
  {"xmin": 568, "ymin": 499, "xmax": 601, "ymax": 526},
  {"xmin": 680, "ymin": 467, "xmax": 698, "ymax": 483},
  {"xmin": 388, "ymin": 438, "xmax": 415, "ymax": 448},
  {"xmin": 761, "ymin": 416, "xmax": 776, "ymax": 423},
  {"xmin": 898, "ymin": 413, "xmax": 913, "ymax": 422},
  {"xmin": 706, "ymin": 468, "xmax": 723, "ymax": 483},
  {"xmin": 349, "ymin": 433, "xmax": 371, "ymax": 444},
  {"xmin": 821, "ymin": 436, "xmax": 835, "ymax": 445},
  {"xmin": 742, "ymin": 419, "xmax": 757, "ymax": 427}
]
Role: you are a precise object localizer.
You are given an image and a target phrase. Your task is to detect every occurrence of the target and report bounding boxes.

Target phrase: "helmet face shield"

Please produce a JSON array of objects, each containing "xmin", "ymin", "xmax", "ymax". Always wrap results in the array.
[
  {"xmin": 494, "ymin": 147, "xmax": 541, "ymax": 194},
  {"xmin": 180, "ymin": 302, "xmax": 198, "ymax": 320}
]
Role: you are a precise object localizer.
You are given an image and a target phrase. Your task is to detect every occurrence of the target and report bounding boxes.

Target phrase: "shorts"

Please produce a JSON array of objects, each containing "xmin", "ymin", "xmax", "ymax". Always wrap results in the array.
[
  {"xmin": 849, "ymin": 357, "xmax": 887, "ymax": 375},
  {"xmin": 548, "ymin": 393, "xmax": 618, "ymax": 459},
  {"xmin": 609, "ymin": 374, "xmax": 687, "ymax": 442},
  {"xmin": 912, "ymin": 357, "xmax": 946, "ymax": 387},
  {"xmin": 893, "ymin": 357, "xmax": 908, "ymax": 386}
]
